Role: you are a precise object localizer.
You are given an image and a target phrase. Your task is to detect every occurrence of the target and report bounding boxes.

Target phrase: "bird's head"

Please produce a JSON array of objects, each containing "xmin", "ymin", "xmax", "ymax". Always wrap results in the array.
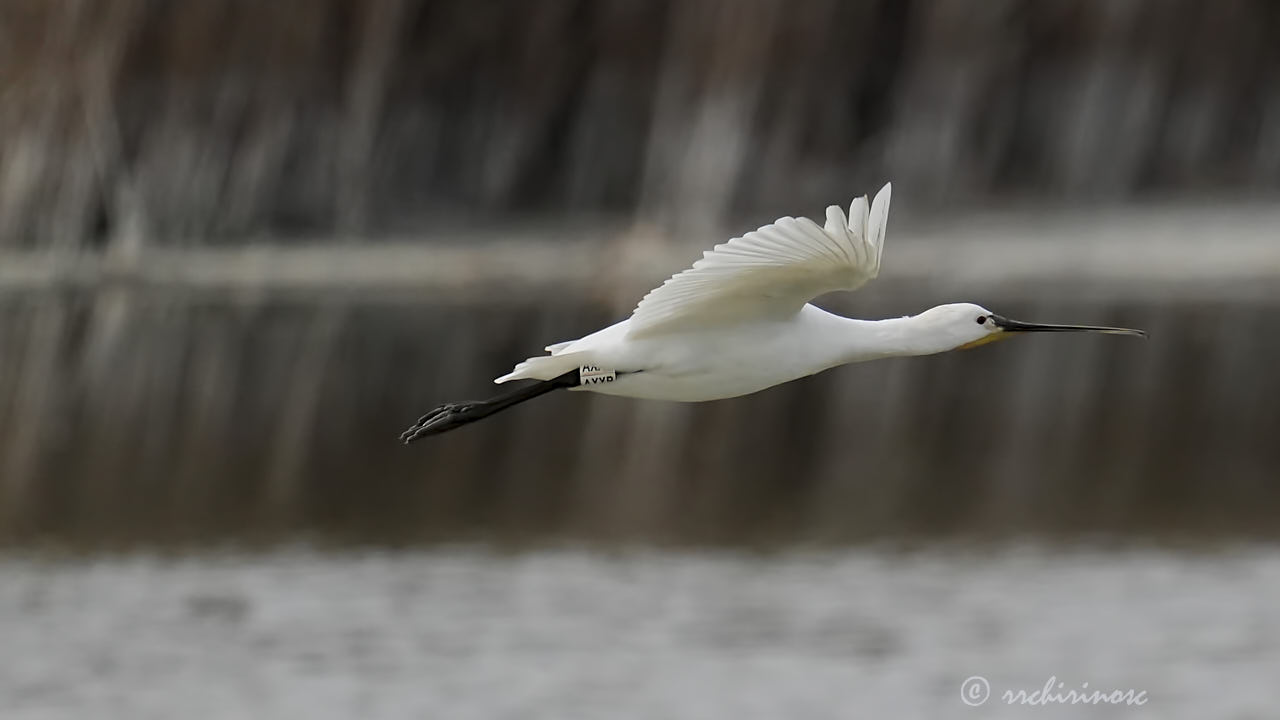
[{"xmin": 918, "ymin": 302, "xmax": 1146, "ymax": 352}]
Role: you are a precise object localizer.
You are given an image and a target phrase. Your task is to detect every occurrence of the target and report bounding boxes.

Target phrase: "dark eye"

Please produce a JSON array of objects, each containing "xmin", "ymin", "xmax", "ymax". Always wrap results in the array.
[{"xmin": 976, "ymin": 316, "xmax": 987, "ymax": 325}]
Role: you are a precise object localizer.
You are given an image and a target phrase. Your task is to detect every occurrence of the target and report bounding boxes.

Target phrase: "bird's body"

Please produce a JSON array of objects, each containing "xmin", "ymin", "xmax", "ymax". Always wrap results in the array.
[
  {"xmin": 490, "ymin": 183, "xmax": 899, "ymax": 402},
  {"xmin": 402, "ymin": 183, "xmax": 1144, "ymax": 442},
  {"xmin": 526, "ymin": 307, "xmax": 847, "ymax": 402},
  {"xmin": 506, "ymin": 305, "xmax": 960, "ymax": 402}
]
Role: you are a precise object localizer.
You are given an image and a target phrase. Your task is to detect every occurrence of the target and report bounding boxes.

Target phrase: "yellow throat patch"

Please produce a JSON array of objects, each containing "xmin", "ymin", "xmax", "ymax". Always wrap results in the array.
[{"xmin": 957, "ymin": 332, "xmax": 1012, "ymax": 350}]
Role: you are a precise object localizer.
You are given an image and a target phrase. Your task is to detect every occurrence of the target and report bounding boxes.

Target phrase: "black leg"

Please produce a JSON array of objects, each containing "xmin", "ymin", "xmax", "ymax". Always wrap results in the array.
[
  {"xmin": 401, "ymin": 369, "xmax": 581, "ymax": 444},
  {"xmin": 398, "ymin": 401, "xmax": 491, "ymax": 442}
]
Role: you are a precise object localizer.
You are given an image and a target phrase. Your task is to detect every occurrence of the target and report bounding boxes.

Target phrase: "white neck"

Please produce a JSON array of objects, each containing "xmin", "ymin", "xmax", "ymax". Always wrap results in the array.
[{"xmin": 805, "ymin": 307, "xmax": 967, "ymax": 368}]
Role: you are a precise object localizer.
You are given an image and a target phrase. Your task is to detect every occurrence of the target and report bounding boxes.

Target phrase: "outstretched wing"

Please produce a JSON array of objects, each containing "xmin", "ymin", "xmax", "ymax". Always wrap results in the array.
[{"xmin": 627, "ymin": 183, "xmax": 892, "ymax": 338}]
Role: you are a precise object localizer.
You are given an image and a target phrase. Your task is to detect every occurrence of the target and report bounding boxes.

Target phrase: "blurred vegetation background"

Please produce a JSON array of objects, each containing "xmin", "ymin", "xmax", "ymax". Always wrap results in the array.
[{"xmin": 1, "ymin": 0, "xmax": 1278, "ymax": 548}]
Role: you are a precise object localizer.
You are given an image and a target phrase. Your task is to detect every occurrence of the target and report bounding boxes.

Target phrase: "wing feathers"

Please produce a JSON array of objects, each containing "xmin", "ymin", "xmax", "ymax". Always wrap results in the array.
[
  {"xmin": 628, "ymin": 183, "xmax": 893, "ymax": 337},
  {"xmin": 822, "ymin": 207, "xmax": 858, "ymax": 266}
]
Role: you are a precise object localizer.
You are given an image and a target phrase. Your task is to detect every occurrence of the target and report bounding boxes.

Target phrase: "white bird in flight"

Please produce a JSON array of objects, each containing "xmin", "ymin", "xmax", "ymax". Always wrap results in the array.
[{"xmin": 402, "ymin": 183, "xmax": 1145, "ymax": 442}]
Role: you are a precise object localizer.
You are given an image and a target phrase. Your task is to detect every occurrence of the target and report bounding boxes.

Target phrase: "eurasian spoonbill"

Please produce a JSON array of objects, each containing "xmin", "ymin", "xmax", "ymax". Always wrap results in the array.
[{"xmin": 402, "ymin": 183, "xmax": 1144, "ymax": 443}]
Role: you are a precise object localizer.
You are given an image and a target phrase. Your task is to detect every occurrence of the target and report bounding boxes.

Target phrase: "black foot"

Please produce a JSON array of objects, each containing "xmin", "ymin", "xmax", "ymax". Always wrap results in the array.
[{"xmin": 400, "ymin": 401, "xmax": 486, "ymax": 444}]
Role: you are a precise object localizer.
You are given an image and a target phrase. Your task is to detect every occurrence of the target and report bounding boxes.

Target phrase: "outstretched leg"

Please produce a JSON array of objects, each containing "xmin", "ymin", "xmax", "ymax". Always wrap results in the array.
[{"xmin": 400, "ymin": 369, "xmax": 581, "ymax": 443}]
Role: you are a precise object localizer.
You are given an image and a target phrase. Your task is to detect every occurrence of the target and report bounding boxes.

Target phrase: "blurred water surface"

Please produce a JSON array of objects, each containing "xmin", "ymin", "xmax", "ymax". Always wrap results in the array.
[{"xmin": 1, "ymin": 546, "xmax": 1276, "ymax": 719}]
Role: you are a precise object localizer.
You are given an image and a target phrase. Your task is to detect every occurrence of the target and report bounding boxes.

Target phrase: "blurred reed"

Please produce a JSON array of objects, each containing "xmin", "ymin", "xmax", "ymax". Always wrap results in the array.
[{"xmin": 1, "ymin": 0, "xmax": 1277, "ymax": 249}]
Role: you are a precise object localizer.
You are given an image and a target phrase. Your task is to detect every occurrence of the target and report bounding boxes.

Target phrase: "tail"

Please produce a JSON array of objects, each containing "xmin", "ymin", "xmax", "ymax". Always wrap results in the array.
[{"xmin": 494, "ymin": 350, "xmax": 590, "ymax": 384}]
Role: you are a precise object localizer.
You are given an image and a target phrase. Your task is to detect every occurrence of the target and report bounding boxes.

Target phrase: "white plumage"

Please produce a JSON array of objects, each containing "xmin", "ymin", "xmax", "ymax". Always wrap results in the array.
[{"xmin": 494, "ymin": 185, "xmax": 893, "ymax": 397}]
